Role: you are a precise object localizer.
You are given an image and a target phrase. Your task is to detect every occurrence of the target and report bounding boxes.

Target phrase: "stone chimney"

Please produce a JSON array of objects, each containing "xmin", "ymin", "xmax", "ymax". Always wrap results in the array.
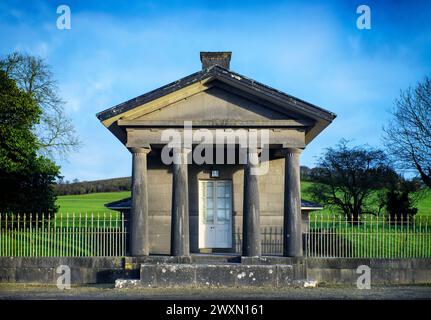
[{"xmin": 200, "ymin": 51, "xmax": 232, "ymax": 70}]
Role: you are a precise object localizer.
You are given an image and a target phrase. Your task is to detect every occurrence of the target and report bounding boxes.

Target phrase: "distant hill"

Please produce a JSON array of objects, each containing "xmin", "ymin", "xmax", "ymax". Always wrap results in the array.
[{"xmin": 54, "ymin": 177, "xmax": 131, "ymax": 195}]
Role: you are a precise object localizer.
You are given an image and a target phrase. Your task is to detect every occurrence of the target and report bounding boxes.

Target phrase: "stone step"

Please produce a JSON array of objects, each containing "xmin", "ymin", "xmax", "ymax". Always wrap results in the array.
[
  {"xmin": 191, "ymin": 254, "xmax": 241, "ymax": 264},
  {"xmin": 133, "ymin": 254, "xmax": 306, "ymax": 265},
  {"xmin": 134, "ymin": 254, "xmax": 241, "ymax": 265},
  {"xmin": 135, "ymin": 263, "xmax": 308, "ymax": 288}
]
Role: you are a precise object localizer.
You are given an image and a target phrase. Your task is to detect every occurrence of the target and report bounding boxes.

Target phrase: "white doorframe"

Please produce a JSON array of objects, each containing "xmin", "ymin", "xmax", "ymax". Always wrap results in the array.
[{"xmin": 198, "ymin": 180, "xmax": 233, "ymax": 249}]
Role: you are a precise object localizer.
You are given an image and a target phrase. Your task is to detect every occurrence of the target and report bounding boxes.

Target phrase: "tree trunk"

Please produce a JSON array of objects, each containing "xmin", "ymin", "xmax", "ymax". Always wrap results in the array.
[{"xmin": 413, "ymin": 158, "xmax": 431, "ymax": 188}]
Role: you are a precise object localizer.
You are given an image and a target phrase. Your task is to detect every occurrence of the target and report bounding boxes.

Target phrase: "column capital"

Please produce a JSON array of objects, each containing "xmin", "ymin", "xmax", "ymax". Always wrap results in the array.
[
  {"xmin": 129, "ymin": 147, "xmax": 151, "ymax": 154},
  {"xmin": 280, "ymin": 147, "xmax": 303, "ymax": 156}
]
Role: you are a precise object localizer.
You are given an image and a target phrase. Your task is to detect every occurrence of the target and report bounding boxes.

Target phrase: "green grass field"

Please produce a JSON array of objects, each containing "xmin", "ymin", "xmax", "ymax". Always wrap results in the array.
[
  {"xmin": 56, "ymin": 191, "xmax": 131, "ymax": 215},
  {"xmin": 417, "ymin": 188, "xmax": 431, "ymax": 215},
  {"xmin": 55, "ymin": 182, "xmax": 431, "ymax": 216}
]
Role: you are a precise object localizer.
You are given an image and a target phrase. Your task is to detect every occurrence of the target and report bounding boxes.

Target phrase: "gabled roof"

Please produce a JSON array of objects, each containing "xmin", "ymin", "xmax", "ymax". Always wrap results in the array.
[
  {"xmin": 96, "ymin": 65, "xmax": 336, "ymax": 145},
  {"xmin": 105, "ymin": 197, "xmax": 323, "ymax": 211},
  {"xmin": 97, "ymin": 65, "xmax": 335, "ymax": 123}
]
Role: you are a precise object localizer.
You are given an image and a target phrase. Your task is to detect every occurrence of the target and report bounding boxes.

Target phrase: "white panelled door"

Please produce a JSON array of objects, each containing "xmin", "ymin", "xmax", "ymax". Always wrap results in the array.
[{"xmin": 199, "ymin": 180, "xmax": 232, "ymax": 248}]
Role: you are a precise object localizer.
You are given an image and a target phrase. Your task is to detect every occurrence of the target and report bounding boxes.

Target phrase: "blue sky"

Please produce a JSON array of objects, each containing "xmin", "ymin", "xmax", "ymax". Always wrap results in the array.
[{"xmin": 1, "ymin": 0, "xmax": 431, "ymax": 181}]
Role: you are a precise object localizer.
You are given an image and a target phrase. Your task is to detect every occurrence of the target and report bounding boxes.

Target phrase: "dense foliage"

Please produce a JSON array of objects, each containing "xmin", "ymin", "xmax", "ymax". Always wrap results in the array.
[
  {"xmin": 379, "ymin": 176, "xmax": 420, "ymax": 222},
  {"xmin": 0, "ymin": 70, "xmax": 59, "ymax": 214}
]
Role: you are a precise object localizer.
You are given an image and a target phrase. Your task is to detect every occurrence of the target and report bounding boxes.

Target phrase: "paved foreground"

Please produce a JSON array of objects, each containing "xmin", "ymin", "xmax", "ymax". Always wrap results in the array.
[{"xmin": 0, "ymin": 283, "xmax": 430, "ymax": 300}]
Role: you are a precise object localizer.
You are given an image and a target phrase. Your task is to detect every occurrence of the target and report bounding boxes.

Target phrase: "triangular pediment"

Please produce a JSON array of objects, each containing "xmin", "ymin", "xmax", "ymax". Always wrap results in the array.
[
  {"xmin": 97, "ymin": 65, "xmax": 336, "ymax": 144},
  {"xmin": 128, "ymin": 86, "xmax": 293, "ymax": 122}
]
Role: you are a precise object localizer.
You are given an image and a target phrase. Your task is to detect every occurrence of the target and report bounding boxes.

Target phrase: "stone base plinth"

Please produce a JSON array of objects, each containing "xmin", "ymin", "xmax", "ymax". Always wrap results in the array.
[{"xmin": 135, "ymin": 262, "xmax": 307, "ymax": 288}]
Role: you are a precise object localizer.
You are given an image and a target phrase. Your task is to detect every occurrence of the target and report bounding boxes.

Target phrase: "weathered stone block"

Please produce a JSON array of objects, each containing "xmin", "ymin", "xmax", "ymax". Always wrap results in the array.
[
  {"xmin": 195, "ymin": 264, "xmax": 239, "ymax": 287},
  {"xmin": 276, "ymin": 264, "xmax": 296, "ymax": 286},
  {"xmin": 63, "ymin": 257, "xmax": 94, "ymax": 268},
  {"xmin": 115, "ymin": 279, "xmax": 141, "ymax": 288},
  {"xmin": 0, "ymin": 267, "xmax": 17, "ymax": 282},
  {"xmin": 370, "ymin": 269, "xmax": 393, "ymax": 285},
  {"xmin": 139, "ymin": 264, "xmax": 157, "ymax": 287},
  {"xmin": 14, "ymin": 267, "xmax": 55, "ymax": 283},
  {"xmin": 138, "ymin": 255, "xmax": 192, "ymax": 264},
  {"xmin": 307, "ymin": 258, "xmax": 371, "ymax": 269},
  {"xmin": 140, "ymin": 263, "xmax": 196, "ymax": 287},
  {"xmin": 411, "ymin": 259, "xmax": 431, "ymax": 269},
  {"xmin": 339, "ymin": 269, "xmax": 357, "ymax": 284},
  {"xmin": 370, "ymin": 259, "xmax": 412, "ymax": 270},
  {"xmin": 236, "ymin": 265, "xmax": 277, "ymax": 286},
  {"xmin": 92, "ymin": 257, "xmax": 124, "ymax": 268},
  {"xmin": 309, "ymin": 268, "xmax": 343, "ymax": 284},
  {"xmin": 413, "ymin": 269, "xmax": 431, "ymax": 284},
  {"xmin": 0, "ymin": 257, "xmax": 21, "ymax": 268}
]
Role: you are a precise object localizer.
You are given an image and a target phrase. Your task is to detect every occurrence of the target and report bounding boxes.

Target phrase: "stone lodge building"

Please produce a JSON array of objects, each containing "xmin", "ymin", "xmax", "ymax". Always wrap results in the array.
[{"xmin": 96, "ymin": 52, "xmax": 336, "ymax": 258}]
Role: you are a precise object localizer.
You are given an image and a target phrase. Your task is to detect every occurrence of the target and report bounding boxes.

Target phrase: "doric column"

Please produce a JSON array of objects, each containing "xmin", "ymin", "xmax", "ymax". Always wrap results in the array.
[
  {"xmin": 130, "ymin": 147, "xmax": 151, "ymax": 256},
  {"xmin": 242, "ymin": 148, "xmax": 261, "ymax": 256},
  {"xmin": 282, "ymin": 148, "xmax": 303, "ymax": 257},
  {"xmin": 170, "ymin": 147, "xmax": 192, "ymax": 256}
]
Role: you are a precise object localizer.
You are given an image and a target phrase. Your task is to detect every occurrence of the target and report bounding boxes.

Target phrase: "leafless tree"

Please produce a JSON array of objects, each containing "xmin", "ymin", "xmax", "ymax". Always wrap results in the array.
[
  {"xmin": 0, "ymin": 52, "xmax": 81, "ymax": 160},
  {"xmin": 383, "ymin": 77, "xmax": 431, "ymax": 188}
]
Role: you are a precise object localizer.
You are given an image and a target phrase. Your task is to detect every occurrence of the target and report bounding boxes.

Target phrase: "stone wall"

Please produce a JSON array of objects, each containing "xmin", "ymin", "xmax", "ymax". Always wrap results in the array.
[
  {"xmin": 0, "ymin": 257, "xmax": 138, "ymax": 284},
  {"xmin": 307, "ymin": 258, "xmax": 431, "ymax": 285},
  {"xmin": 0, "ymin": 257, "xmax": 430, "ymax": 286}
]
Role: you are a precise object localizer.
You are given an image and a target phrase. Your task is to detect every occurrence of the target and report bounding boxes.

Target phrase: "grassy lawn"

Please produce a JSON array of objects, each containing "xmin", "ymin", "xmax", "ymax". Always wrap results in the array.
[
  {"xmin": 417, "ymin": 188, "xmax": 431, "ymax": 215},
  {"xmin": 2, "ymin": 195, "xmax": 128, "ymax": 255},
  {"xmin": 0, "ymin": 228, "xmax": 126, "ymax": 256},
  {"xmin": 56, "ymin": 191, "xmax": 131, "ymax": 215}
]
